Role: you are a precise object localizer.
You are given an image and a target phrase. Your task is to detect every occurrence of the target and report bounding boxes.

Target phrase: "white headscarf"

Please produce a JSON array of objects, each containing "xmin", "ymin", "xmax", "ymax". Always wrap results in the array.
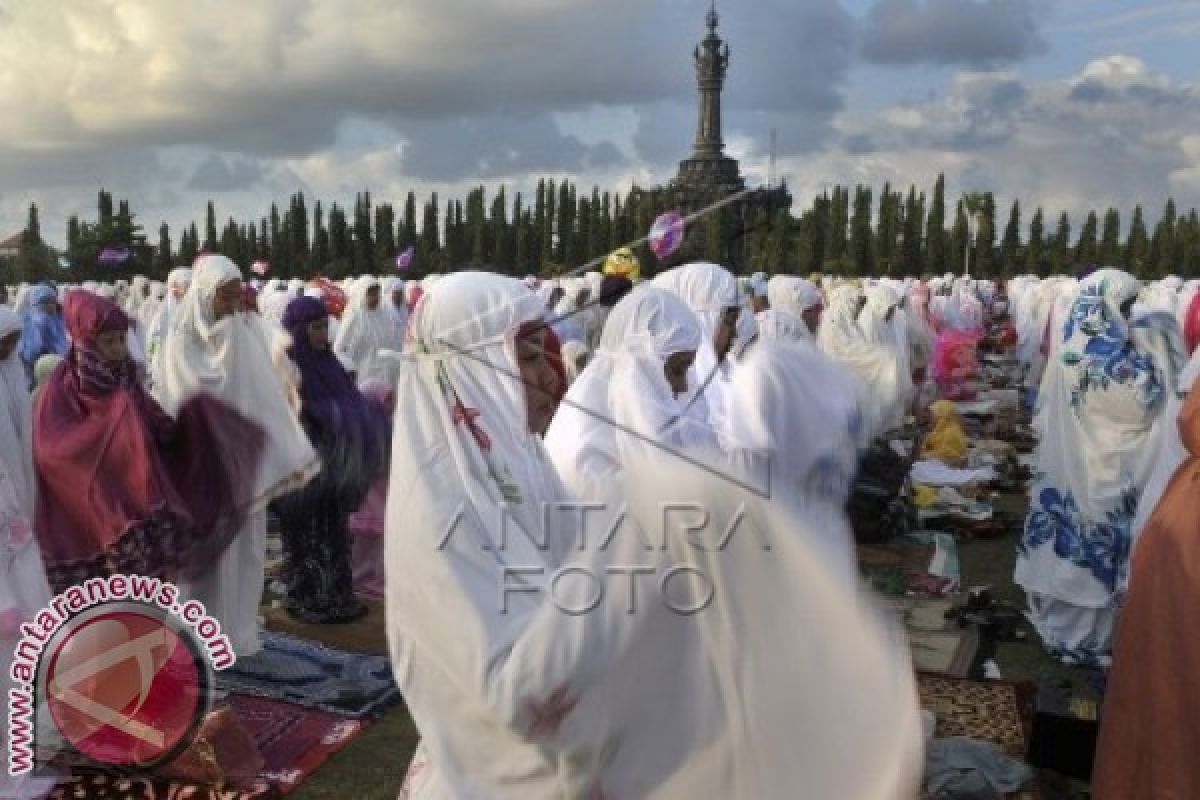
[
  {"xmin": 718, "ymin": 338, "xmax": 865, "ymax": 585},
  {"xmin": 333, "ymin": 276, "xmax": 403, "ymax": 384},
  {"xmin": 146, "ymin": 267, "xmax": 193, "ymax": 385},
  {"xmin": 765, "ymin": 276, "xmax": 822, "ymax": 333},
  {"xmin": 0, "ymin": 308, "xmax": 34, "ymax": 517},
  {"xmin": 818, "ymin": 286, "xmax": 909, "ymax": 439},
  {"xmin": 651, "ymin": 262, "xmax": 741, "ymax": 427},
  {"xmin": 754, "ymin": 309, "xmax": 811, "ymax": 342},
  {"xmin": 156, "ymin": 255, "xmax": 318, "ymax": 506},
  {"xmin": 544, "ymin": 287, "xmax": 703, "ymax": 502}
]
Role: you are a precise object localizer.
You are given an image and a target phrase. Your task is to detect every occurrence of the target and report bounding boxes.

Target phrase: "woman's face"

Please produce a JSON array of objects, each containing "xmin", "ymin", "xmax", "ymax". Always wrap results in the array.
[
  {"xmin": 664, "ymin": 350, "xmax": 696, "ymax": 397},
  {"xmin": 713, "ymin": 307, "xmax": 740, "ymax": 361},
  {"xmin": 94, "ymin": 330, "xmax": 129, "ymax": 363},
  {"xmin": 802, "ymin": 305, "xmax": 823, "ymax": 334},
  {"xmin": 517, "ymin": 328, "xmax": 560, "ymax": 435},
  {"xmin": 0, "ymin": 332, "xmax": 18, "ymax": 361},
  {"xmin": 307, "ymin": 317, "xmax": 330, "ymax": 350},
  {"xmin": 212, "ymin": 280, "xmax": 243, "ymax": 321}
]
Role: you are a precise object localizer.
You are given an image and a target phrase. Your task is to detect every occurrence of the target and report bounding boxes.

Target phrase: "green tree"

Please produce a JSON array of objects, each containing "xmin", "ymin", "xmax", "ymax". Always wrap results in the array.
[
  {"xmin": 1026, "ymin": 208, "xmax": 1045, "ymax": 275},
  {"xmin": 328, "ymin": 203, "xmax": 350, "ymax": 274},
  {"xmin": 375, "ymin": 203, "xmax": 396, "ymax": 271},
  {"xmin": 1099, "ymin": 208, "xmax": 1121, "ymax": 266},
  {"xmin": 1051, "ymin": 212, "xmax": 1071, "ymax": 274},
  {"xmin": 1125, "ymin": 205, "xmax": 1149, "ymax": 274},
  {"xmin": 402, "ymin": 192, "xmax": 418, "ymax": 249},
  {"xmin": 419, "ymin": 193, "xmax": 440, "ymax": 273},
  {"xmin": 948, "ymin": 200, "xmax": 968, "ymax": 275},
  {"xmin": 155, "ymin": 222, "xmax": 173, "ymax": 273},
  {"xmin": 925, "ymin": 174, "xmax": 947, "ymax": 275},
  {"xmin": 901, "ymin": 187, "xmax": 925, "ymax": 276},
  {"xmin": 999, "ymin": 200, "xmax": 1021, "ymax": 276},
  {"xmin": 312, "ymin": 202, "xmax": 328, "ymax": 268},
  {"xmin": 874, "ymin": 183, "xmax": 897, "ymax": 274},
  {"xmin": 1075, "ymin": 211, "xmax": 1099, "ymax": 266},
  {"xmin": 849, "ymin": 185, "xmax": 874, "ymax": 276},
  {"xmin": 204, "ymin": 201, "xmax": 219, "ymax": 252},
  {"xmin": 492, "ymin": 187, "xmax": 511, "ymax": 270}
]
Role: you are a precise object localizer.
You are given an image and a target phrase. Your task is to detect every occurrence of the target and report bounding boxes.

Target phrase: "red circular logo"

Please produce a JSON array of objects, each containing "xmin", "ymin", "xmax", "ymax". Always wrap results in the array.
[{"xmin": 43, "ymin": 606, "xmax": 208, "ymax": 768}]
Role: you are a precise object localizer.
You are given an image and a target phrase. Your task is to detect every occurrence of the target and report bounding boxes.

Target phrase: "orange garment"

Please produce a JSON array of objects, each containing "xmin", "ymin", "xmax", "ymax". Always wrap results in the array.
[{"xmin": 1092, "ymin": 387, "xmax": 1200, "ymax": 799}]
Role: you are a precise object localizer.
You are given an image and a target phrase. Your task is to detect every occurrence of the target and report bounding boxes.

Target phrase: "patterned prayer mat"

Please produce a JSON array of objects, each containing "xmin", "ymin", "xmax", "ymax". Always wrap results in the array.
[
  {"xmin": 48, "ymin": 775, "xmax": 278, "ymax": 799},
  {"xmin": 47, "ymin": 695, "xmax": 370, "ymax": 800},
  {"xmin": 227, "ymin": 694, "xmax": 368, "ymax": 795},
  {"xmin": 916, "ymin": 673, "xmax": 1036, "ymax": 759},
  {"xmin": 216, "ymin": 631, "xmax": 400, "ymax": 719}
]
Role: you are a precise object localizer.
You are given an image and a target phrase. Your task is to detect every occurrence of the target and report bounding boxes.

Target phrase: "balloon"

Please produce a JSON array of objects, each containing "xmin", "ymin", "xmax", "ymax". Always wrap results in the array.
[
  {"xmin": 648, "ymin": 210, "xmax": 686, "ymax": 261},
  {"xmin": 97, "ymin": 247, "xmax": 131, "ymax": 266},
  {"xmin": 396, "ymin": 246, "xmax": 415, "ymax": 271},
  {"xmin": 251, "ymin": 260, "xmax": 270, "ymax": 276}
]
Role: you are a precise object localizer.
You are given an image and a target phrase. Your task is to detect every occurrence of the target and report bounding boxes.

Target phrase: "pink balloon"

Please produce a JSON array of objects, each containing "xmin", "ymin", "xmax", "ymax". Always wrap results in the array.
[
  {"xmin": 251, "ymin": 260, "xmax": 270, "ymax": 275},
  {"xmin": 649, "ymin": 211, "xmax": 686, "ymax": 260}
]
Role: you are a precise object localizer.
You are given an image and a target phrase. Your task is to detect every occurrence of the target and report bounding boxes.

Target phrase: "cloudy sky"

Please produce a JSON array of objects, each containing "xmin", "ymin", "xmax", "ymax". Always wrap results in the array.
[{"xmin": 2, "ymin": 0, "xmax": 1199, "ymax": 246}]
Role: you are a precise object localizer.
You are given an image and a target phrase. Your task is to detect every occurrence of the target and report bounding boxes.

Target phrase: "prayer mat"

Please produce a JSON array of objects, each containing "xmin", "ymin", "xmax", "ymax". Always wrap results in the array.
[
  {"xmin": 47, "ymin": 774, "xmax": 278, "ymax": 800},
  {"xmin": 859, "ymin": 534, "xmax": 960, "ymax": 598},
  {"xmin": 908, "ymin": 627, "xmax": 980, "ymax": 678},
  {"xmin": 216, "ymin": 631, "xmax": 400, "ymax": 719},
  {"xmin": 45, "ymin": 696, "xmax": 369, "ymax": 799},
  {"xmin": 226, "ymin": 694, "xmax": 369, "ymax": 795},
  {"xmin": 917, "ymin": 673, "xmax": 1036, "ymax": 759}
]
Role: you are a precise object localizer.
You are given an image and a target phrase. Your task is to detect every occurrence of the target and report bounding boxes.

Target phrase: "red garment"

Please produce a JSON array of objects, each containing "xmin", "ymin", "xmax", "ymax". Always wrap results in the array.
[
  {"xmin": 33, "ymin": 291, "xmax": 267, "ymax": 592},
  {"xmin": 1185, "ymin": 291, "xmax": 1200, "ymax": 355}
]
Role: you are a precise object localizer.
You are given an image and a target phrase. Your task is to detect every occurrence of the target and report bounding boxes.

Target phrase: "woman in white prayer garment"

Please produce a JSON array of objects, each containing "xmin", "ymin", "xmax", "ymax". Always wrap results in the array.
[
  {"xmin": 334, "ymin": 275, "xmax": 404, "ymax": 385},
  {"xmin": 157, "ymin": 255, "xmax": 319, "ymax": 657},
  {"xmin": 146, "ymin": 267, "xmax": 193, "ymax": 387},
  {"xmin": 1015, "ymin": 269, "xmax": 1180, "ymax": 666},
  {"xmin": 650, "ymin": 262, "xmax": 741, "ymax": 435},
  {"xmin": 383, "ymin": 271, "xmax": 923, "ymax": 799},
  {"xmin": 0, "ymin": 310, "xmax": 55, "ymax": 800},
  {"xmin": 718, "ymin": 337, "xmax": 866, "ymax": 587},
  {"xmin": 382, "ymin": 276, "xmax": 410, "ymax": 346},
  {"xmin": 818, "ymin": 284, "xmax": 911, "ymax": 441},
  {"xmin": 758, "ymin": 275, "xmax": 823, "ymax": 340},
  {"xmin": 544, "ymin": 286, "xmax": 702, "ymax": 503}
]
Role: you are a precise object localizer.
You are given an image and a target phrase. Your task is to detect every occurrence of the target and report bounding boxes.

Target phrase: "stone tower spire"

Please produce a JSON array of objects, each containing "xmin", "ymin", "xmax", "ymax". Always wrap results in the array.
[{"xmin": 673, "ymin": 3, "xmax": 744, "ymax": 195}]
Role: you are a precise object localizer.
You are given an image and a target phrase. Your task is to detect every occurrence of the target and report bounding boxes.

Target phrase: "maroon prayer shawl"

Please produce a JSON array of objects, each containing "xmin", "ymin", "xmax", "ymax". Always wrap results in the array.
[{"xmin": 33, "ymin": 291, "xmax": 267, "ymax": 593}]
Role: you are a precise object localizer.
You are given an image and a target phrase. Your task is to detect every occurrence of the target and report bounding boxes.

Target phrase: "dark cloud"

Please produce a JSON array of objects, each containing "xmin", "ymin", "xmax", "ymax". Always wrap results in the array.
[
  {"xmin": 860, "ymin": 0, "xmax": 1045, "ymax": 67},
  {"xmin": 187, "ymin": 154, "xmax": 266, "ymax": 192},
  {"xmin": 396, "ymin": 113, "xmax": 599, "ymax": 182}
]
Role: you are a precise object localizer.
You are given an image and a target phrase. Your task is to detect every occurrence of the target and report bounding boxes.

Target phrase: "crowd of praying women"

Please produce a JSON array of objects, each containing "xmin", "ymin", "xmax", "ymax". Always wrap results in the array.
[{"xmin": 4, "ymin": 253, "xmax": 1200, "ymax": 797}]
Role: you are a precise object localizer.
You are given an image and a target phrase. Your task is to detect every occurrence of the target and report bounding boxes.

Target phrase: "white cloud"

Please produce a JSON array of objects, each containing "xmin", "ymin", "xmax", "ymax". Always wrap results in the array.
[
  {"xmin": 779, "ymin": 55, "xmax": 1200, "ymax": 228},
  {"xmin": 0, "ymin": 0, "xmax": 855, "ymax": 240}
]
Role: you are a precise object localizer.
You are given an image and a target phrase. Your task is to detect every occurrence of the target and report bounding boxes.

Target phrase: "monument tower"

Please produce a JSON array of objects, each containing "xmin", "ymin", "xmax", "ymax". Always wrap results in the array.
[{"xmin": 672, "ymin": 3, "xmax": 745, "ymax": 196}]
